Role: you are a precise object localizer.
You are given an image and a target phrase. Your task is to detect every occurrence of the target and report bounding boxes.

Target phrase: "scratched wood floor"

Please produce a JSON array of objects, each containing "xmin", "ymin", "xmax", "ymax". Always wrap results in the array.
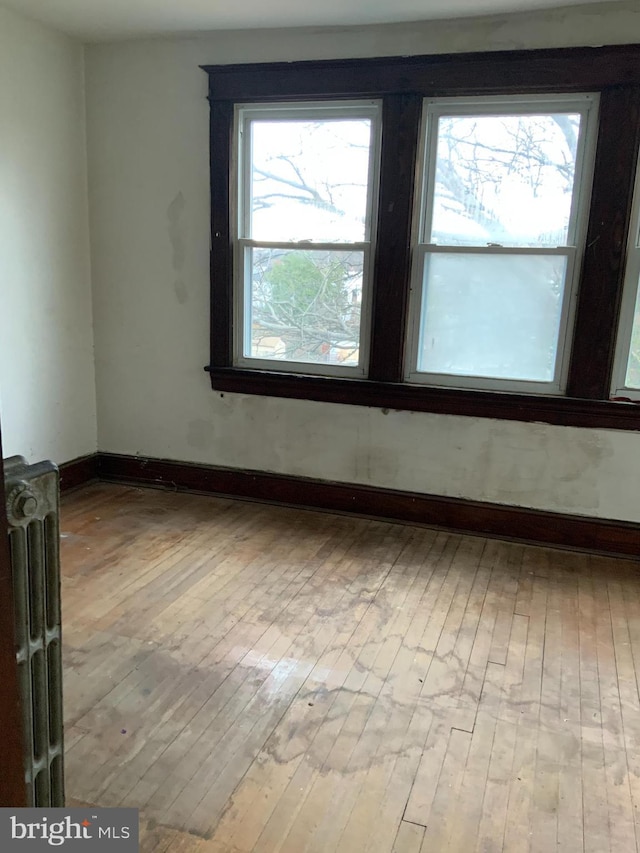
[{"xmin": 61, "ymin": 483, "xmax": 640, "ymax": 853}]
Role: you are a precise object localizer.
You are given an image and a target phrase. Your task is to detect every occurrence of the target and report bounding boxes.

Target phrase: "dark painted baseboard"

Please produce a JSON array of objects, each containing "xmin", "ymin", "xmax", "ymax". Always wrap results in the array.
[
  {"xmin": 94, "ymin": 452, "xmax": 639, "ymax": 559},
  {"xmin": 59, "ymin": 454, "xmax": 99, "ymax": 492}
]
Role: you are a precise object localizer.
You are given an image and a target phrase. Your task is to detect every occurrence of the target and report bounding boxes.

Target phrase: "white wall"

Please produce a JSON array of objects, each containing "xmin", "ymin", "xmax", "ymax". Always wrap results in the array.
[
  {"xmin": 0, "ymin": 4, "xmax": 97, "ymax": 464},
  {"xmin": 86, "ymin": 1, "xmax": 640, "ymax": 523}
]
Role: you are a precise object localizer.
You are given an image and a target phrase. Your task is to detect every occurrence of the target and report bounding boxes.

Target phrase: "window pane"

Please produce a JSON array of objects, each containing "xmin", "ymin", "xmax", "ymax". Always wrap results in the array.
[
  {"xmin": 417, "ymin": 252, "xmax": 568, "ymax": 382},
  {"xmin": 429, "ymin": 113, "xmax": 581, "ymax": 247},
  {"xmin": 249, "ymin": 119, "xmax": 372, "ymax": 243},
  {"xmin": 247, "ymin": 248, "xmax": 364, "ymax": 365},
  {"xmin": 624, "ymin": 278, "xmax": 640, "ymax": 389}
]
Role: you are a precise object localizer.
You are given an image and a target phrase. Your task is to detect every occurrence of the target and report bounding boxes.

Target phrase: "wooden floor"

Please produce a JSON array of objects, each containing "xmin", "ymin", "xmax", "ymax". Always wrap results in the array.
[{"xmin": 61, "ymin": 483, "xmax": 640, "ymax": 852}]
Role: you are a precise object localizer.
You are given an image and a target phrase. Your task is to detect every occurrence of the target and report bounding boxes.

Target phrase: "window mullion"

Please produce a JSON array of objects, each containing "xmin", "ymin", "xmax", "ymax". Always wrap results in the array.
[
  {"xmin": 567, "ymin": 84, "xmax": 640, "ymax": 399},
  {"xmin": 368, "ymin": 93, "xmax": 423, "ymax": 384}
]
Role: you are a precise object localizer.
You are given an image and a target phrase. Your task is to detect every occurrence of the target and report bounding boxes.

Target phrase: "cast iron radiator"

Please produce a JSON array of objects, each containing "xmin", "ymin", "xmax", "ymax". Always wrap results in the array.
[{"xmin": 4, "ymin": 456, "xmax": 64, "ymax": 806}]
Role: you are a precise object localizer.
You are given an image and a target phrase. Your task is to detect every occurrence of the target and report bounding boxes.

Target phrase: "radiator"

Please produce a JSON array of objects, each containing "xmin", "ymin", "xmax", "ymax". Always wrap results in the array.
[{"xmin": 4, "ymin": 456, "xmax": 64, "ymax": 807}]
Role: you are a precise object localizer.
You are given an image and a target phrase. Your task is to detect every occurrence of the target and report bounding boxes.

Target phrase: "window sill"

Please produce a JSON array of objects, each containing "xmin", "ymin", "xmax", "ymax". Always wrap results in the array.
[{"xmin": 205, "ymin": 367, "xmax": 640, "ymax": 431}]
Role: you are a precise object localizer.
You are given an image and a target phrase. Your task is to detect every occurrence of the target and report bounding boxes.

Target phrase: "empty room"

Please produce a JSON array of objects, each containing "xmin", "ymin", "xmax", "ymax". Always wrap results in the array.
[{"xmin": 1, "ymin": 0, "xmax": 640, "ymax": 850}]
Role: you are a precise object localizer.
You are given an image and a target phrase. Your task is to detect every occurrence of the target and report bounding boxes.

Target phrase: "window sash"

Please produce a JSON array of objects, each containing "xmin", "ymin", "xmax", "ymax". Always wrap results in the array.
[
  {"xmin": 418, "ymin": 95, "xmax": 598, "ymax": 248},
  {"xmin": 233, "ymin": 239, "xmax": 373, "ymax": 376},
  {"xmin": 405, "ymin": 244, "xmax": 577, "ymax": 393},
  {"xmin": 237, "ymin": 101, "xmax": 381, "ymax": 243}
]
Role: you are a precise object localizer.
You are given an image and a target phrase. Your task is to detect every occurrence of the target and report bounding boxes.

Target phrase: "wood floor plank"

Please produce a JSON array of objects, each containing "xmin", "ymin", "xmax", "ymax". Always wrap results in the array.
[
  {"xmin": 591, "ymin": 571, "xmax": 638, "ymax": 853},
  {"xmin": 474, "ymin": 718, "xmax": 519, "ymax": 853},
  {"xmin": 61, "ymin": 484, "xmax": 640, "ymax": 853},
  {"xmin": 446, "ymin": 661, "xmax": 505, "ymax": 853},
  {"xmin": 487, "ymin": 543, "xmax": 522, "ymax": 666},
  {"xmin": 478, "ymin": 613, "xmax": 531, "ymax": 853},
  {"xmin": 419, "ymin": 726, "xmax": 472, "ymax": 852},
  {"xmin": 555, "ymin": 558, "xmax": 584, "ymax": 853},
  {"xmin": 578, "ymin": 570, "xmax": 611, "ymax": 853},
  {"xmin": 501, "ymin": 722, "xmax": 539, "ymax": 853},
  {"xmin": 392, "ymin": 822, "xmax": 425, "ymax": 852}
]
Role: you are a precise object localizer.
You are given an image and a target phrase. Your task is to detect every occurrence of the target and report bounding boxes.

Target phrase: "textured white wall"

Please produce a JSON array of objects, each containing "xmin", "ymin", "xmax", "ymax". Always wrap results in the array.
[
  {"xmin": 86, "ymin": 1, "xmax": 640, "ymax": 522},
  {"xmin": 0, "ymin": 5, "xmax": 96, "ymax": 465}
]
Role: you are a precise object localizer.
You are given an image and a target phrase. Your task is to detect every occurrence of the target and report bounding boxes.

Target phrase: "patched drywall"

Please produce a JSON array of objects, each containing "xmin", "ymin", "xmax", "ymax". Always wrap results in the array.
[
  {"xmin": 0, "ymin": 5, "xmax": 97, "ymax": 464},
  {"xmin": 86, "ymin": 2, "xmax": 640, "ymax": 522}
]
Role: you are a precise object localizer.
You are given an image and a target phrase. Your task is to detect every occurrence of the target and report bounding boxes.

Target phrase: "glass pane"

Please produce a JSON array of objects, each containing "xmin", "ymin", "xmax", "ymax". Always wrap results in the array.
[
  {"xmin": 625, "ymin": 278, "xmax": 640, "ymax": 389},
  {"xmin": 429, "ymin": 112, "xmax": 582, "ymax": 247},
  {"xmin": 249, "ymin": 118, "xmax": 372, "ymax": 243},
  {"xmin": 417, "ymin": 252, "xmax": 568, "ymax": 382},
  {"xmin": 247, "ymin": 248, "xmax": 364, "ymax": 366}
]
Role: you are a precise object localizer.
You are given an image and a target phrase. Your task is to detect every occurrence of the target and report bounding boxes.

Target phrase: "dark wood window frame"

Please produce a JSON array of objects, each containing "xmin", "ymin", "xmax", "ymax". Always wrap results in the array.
[{"xmin": 203, "ymin": 44, "xmax": 640, "ymax": 431}]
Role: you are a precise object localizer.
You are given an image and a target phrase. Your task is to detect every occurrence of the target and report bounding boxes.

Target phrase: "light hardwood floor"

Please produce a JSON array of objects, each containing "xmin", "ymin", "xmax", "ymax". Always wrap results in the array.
[{"xmin": 61, "ymin": 483, "xmax": 640, "ymax": 852}]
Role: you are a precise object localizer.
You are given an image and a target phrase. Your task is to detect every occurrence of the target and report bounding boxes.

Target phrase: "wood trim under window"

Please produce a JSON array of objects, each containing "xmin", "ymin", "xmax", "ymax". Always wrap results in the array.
[{"xmin": 204, "ymin": 45, "xmax": 640, "ymax": 431}]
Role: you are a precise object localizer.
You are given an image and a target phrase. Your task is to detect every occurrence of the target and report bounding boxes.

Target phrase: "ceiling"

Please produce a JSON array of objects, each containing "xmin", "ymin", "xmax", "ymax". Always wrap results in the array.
[{"xmin": 1, "ymin": 0, "xmax": 622, "ymax": 42}]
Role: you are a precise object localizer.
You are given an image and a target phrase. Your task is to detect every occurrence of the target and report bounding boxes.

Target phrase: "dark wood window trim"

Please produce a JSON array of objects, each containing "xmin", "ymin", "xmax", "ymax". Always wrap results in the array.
[
  {"xmin": 203, "ymin": 45, "xmax": 640, "ymax": 431},
  {"xmin": 567, "ymin": 84, "xmax": 640, "ymax": 400}
]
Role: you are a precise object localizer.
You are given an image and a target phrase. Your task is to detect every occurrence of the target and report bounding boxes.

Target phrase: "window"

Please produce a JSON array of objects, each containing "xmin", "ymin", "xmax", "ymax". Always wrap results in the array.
[
  {"xmin": 406, "ymin": 96, "xmax": 598, "ymax": 393},
  {"xmin": 205, "ymin": 46, "xmax": 640, "ymax": 430},
  {"xmin": 613, "ymin": 152, "xmax": 640, "ymax": 401},
  {"xmin": 233, "ymin": 101, "xmax": 381, "ymax": 375}
]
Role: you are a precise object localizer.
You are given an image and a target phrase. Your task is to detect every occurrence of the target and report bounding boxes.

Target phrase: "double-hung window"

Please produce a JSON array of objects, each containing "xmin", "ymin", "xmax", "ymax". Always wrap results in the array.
[
  {"xmin": 407, "ymin": 96, "xmax": 598, "ymax": 393},
  {"xmin": 233, "ymin": 101, "xmax": 381, "ymax": 376}
]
